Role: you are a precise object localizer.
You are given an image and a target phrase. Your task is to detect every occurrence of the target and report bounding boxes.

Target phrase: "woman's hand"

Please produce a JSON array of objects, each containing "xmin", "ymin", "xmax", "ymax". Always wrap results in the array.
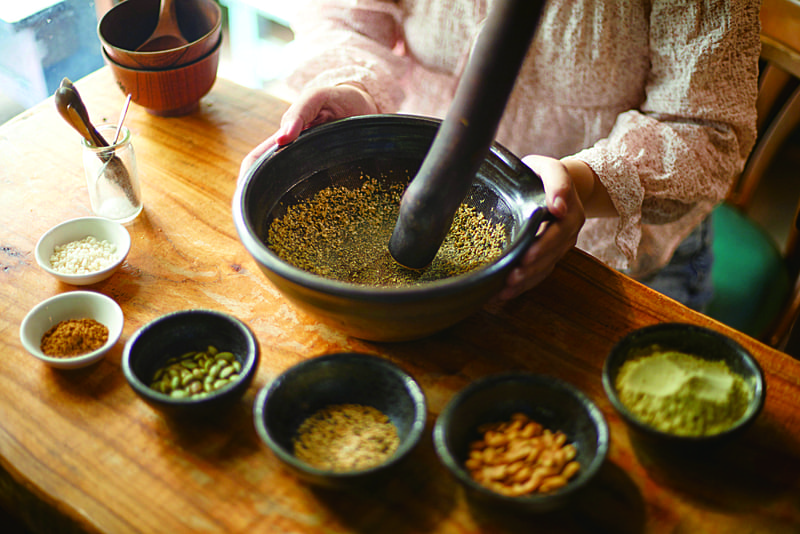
[
  {"xmin": 239, "ymin": 83, "xmax": 378, "ymax": 179},
  {"xmin": 495, "ymin": 156, "xmax": 585, "ymax": 301},
  {"xmin": 495, "ymin": 155, "xmax": 617, "ymax": 302},
  {"xmin": 496, "ymin": 155, "xmax": 617, "ymax": 301}
]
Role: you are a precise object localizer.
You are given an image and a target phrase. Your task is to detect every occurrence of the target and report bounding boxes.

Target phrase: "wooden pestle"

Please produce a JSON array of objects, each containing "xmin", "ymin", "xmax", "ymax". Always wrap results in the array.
[{"xmin": 388, "ymin": 0, "xmax": 545, "ymax": 269}]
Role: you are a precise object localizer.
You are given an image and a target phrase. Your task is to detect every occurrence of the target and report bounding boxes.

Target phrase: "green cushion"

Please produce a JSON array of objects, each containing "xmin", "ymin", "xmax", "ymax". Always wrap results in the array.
[{"xmin": 707, "ymin": 203, "xmax": 790, "ymax": 338}]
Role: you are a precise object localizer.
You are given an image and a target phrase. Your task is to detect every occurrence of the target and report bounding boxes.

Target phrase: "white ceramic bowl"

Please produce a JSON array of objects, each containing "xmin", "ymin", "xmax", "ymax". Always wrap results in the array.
[
  {"xmin": 35, "ymin": 217, "xmax": 131, "ymax": 285},
  {"xmin": 20, "ymin": 291, "xmax": 124, "ymax": 369}
]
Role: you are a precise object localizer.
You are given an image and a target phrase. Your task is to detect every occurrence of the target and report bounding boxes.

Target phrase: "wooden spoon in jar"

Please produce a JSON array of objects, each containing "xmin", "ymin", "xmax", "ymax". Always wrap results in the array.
[
  {"xmin": 136, "ymin": 0, "xmax": 188, "ymax": 52},
  {"xmin": 54, "ymin": 80, "xmax": 108, "ymax": 148},
  {"xmin": 54, "ymin": 81, "xmax": 138, "ymax": 205}
]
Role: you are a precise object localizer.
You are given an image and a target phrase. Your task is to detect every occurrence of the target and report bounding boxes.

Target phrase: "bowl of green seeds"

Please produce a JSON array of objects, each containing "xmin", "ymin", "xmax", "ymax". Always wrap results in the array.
[
  {"xmin": 122, "ymin": 309, "xmax": 260, "ymax": 417},
  {"xmin": 233, "ymin": 114, "xmax": 551, "ymax": 342}
]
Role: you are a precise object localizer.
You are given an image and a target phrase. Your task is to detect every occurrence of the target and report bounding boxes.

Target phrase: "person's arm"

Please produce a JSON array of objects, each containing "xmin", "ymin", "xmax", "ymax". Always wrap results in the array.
[
  {"xmin": 239, "ymin": 83, "xmax": 377, "ymax": 176},
  {"xmin": 572, "ymin": 0, "xmax": 760, "ymax": 267},
  {"xmin": 496, "ymin": 154, "xmax": 615, "ymax": 302},
  {"xmin": 561, "ymin": 158, "xmax": 616, "ymax": 219},
  {"xmin": 282, "ymin": 0, "xmax": 408, "ymax": 115},
  {"xmin": 498, "ymin": 0, "xmax": 760, "ymax": 300},
  {"xmin": 238, "ymin": 0, "xmax": 408, "ymax": 178}
]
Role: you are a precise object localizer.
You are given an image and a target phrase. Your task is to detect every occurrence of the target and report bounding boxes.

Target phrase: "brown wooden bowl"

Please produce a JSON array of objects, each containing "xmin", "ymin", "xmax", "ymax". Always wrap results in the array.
[
  {"xmin": 103, "ymin": 36, "xmax": 221, "ymax": 117},
  {"xmin": 98, "ymin": 0, "xmax": 222, "ymax": 70}
]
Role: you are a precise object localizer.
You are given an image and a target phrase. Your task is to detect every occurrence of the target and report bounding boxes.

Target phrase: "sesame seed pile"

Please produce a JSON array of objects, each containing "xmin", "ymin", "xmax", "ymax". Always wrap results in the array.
[
  {"xmin": 49, "ymin": 236, "xmax": 119, "ymax": 275},
  {"xmin": 267, "ymin": 175, "xmax": 507, "ymax": 287},
  {"xmin": 293, "ymin": 404, "xmax": 400, "ymax": 472}
]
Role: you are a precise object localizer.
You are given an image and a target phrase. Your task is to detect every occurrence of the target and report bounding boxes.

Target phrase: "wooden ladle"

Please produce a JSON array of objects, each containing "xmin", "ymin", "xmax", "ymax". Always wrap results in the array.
[
  {"xmin": 136, "ymin": 0, "xmax": 188, "ymax": 52},
  {"xmin": 54, "ymin": 79, "xmax": 108, "ymax": 148},
  {"xmin": 54, "ymin": 79, "xmax": 138, "ymax": 204}
]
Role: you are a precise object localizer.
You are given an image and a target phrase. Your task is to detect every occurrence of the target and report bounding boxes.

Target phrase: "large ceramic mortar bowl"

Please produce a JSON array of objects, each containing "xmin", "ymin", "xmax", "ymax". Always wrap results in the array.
[{"xmin": 233, "ymin": 115, "xmax": 550, "ymax": 342}]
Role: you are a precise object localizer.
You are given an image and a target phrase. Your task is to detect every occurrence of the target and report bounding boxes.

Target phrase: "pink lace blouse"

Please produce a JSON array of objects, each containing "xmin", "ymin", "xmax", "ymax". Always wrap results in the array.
[{"xmin": 281, "ymin": 0, "xmax": 760, "ymax": 277}]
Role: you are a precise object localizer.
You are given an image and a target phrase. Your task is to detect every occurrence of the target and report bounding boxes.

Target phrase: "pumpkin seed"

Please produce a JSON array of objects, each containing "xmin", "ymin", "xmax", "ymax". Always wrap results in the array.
[{"xmin": 148, "ymin": 345, "xmax": 243, "ymax": 400}]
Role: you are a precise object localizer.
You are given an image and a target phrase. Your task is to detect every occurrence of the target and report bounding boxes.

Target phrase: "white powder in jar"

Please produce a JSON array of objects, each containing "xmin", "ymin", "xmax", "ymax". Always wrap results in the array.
[{"xmin": 49, "ymin": 236, "xmax": 119, "ymax": 274}]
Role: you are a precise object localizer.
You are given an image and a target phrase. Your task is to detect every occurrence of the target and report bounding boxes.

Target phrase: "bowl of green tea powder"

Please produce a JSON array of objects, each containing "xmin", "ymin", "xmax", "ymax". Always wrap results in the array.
[{"xmin": 602, "ymin": 323, "xmax": 766, "ymax": 446}]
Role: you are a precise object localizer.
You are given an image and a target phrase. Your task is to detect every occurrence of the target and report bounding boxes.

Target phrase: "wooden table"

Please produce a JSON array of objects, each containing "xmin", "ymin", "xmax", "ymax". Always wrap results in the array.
[{"xmin": 1, "ymin": 68, "xmax": 799, "ymax": 534}]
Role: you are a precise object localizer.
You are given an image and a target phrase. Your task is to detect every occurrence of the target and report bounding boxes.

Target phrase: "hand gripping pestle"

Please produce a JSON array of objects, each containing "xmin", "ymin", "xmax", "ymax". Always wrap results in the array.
[{"xmin": 388, "ymin": 0, "xmax": 546, "ymax": 269}]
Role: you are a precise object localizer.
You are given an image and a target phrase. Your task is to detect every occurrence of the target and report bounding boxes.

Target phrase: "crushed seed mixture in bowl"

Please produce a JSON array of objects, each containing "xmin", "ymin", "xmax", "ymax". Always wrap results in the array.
[
  {"xmin": 267, "ymin": 175, "xmax": 507, "ymax": 286},
  {"xmin": 234, "ymin": 114, "xmax": 551, "ymax": 340}
]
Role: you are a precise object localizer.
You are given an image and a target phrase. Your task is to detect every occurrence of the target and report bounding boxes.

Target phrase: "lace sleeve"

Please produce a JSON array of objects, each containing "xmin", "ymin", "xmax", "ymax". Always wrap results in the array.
[
  {"xmin": 282, "ymin": 0, "xmax": 410, "ymax": 113},
  {"xmin": 575, "ymin": 0, "xmax": 759, "ymax": 265}
]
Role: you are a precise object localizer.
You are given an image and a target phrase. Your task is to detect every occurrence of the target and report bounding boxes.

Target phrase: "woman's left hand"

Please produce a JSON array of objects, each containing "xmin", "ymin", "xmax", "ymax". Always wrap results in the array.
[{"xmin": 238, "ymin": 83, "xmax": 378, "ymax": 181}]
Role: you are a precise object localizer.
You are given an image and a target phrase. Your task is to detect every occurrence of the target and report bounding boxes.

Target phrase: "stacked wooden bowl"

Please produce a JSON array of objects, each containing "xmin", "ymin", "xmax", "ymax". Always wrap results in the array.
[{"xmin": 98, "ymin": 0, "xmax": 222, "ymax": 116}]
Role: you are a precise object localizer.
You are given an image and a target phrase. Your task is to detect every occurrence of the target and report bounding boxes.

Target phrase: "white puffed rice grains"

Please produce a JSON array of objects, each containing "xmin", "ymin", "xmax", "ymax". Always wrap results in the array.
[{"xmin": 49, "ymin": 236, "xmax": 119, "ymax": 275}]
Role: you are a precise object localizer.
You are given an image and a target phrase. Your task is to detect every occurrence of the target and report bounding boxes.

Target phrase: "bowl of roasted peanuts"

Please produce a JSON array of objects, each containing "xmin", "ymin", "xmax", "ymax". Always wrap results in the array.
[
  {"xmin": 433, "ymin": 373, "xmax": 609, "ymax": 512},
  {"xmin": 122, "ymin": 309, "xmax": 260, "ymax": 417}
]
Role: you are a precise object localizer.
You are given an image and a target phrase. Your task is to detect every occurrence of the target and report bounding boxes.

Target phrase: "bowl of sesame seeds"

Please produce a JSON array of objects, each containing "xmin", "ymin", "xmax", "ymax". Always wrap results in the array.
[
  {"xmin": 253, "ymin": 352, "xmax": 428, "ymax": 489},
  {"xmin": 35, "ymin": 216, "xmax": 131, "ymax": 285}
]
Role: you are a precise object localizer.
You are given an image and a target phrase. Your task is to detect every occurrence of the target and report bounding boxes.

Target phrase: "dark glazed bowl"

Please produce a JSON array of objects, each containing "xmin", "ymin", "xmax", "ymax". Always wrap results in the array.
[
  {"xmin": 98, "ymin": 0, "xmax": 222, "ymax": 69},
  {"xmin": 603, "ymin": 323, "xmax": 766, "ymax": 446},
  {"xmin": 253, "ymin": 352, "xmax": 427, "ymax": 489},
  {"xmin": 122, "ymin": 309, "xmax": 260, "ymax": 418},
  {"xmin": 433, "ymin": 373, "xmax": 609, "ymax": 513},
  {"xmin": 233, "ymin": 114, "xmax": 550, "ymax": 341}
]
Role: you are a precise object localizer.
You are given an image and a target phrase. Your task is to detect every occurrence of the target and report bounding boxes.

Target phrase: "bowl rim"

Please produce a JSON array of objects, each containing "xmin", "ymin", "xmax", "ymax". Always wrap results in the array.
[
  {"xmin": 35, "ymin": 216, "xmax": 131, "ymax": 282},
  {"xmin": 432, "ymin": 371, "xmax": 610, "ymax": 503},
  {"xmin": 101, "ymin": 33, "xmax": 223, "ymax": 73},
  {"xmin": 19, "ymin": 290, "xmax": 124, "ymax": 367},
  {"xmin": 97, "ymin": 0, "xmax": 222, "ymax": 58},
  {"xmin": 232, "ymin": 114, "xmax": 549, "ymax": 304},
  {"xmin": 121, "ymin": 308, "xmax": 260, "ymax": 405},
  {"xmin": 252, "ymin": 352, "xmax": 428, "ymax": 480},
  {"xmin": 601, "ymin": 322, "xmax": 767, "ymax": 442}
]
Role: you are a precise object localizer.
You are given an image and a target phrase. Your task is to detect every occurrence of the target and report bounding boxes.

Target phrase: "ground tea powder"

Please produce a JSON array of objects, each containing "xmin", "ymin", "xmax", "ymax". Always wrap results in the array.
[
  {"xmin": 268, "ymin": 176, "xmax": 507, "ymax": 286},
  {"xmin": 293, "ymin": 403, "xmax": 400, "ymax": 472},
  {"xmin": 40, "ymin": 318, "xmax": 109, "ymax": 357},
  {"xmin": 615, "ymin": 348, "xmax": 753, "ymax": 436}
]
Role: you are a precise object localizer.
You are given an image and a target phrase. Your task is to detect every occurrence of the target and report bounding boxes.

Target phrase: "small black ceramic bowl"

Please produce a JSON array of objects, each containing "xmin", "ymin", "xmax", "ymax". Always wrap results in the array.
[
  {"xmin": 433, "ymin": 373, "xmax": 609, "ymax": 513},
  {"xmin": 253, "ymin": 352, "xmax": 427, "ymax": 489},
  {"xmin": 122, "ymin": 309, "xmax": 260, "ymax": 417},
  {"xmin": 602, "ymin": 323, "xmax": 766, "ymax": 446}
]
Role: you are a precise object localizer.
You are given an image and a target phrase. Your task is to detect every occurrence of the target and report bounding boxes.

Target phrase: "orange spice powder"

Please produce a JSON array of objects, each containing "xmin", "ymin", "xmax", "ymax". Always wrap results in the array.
[{"xmin": 40, "ymin": 318, "xmax": 109, "ymax": 357}]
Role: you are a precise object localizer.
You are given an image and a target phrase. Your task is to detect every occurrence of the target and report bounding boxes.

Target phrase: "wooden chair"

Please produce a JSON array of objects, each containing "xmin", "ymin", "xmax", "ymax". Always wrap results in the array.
[{"xmin": 705, "ymin": 0, "xmax": 800, "ymax": 351}]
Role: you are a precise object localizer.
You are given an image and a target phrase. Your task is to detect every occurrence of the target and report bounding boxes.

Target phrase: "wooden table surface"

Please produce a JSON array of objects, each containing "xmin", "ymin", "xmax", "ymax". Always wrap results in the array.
[{"xmin": 1, "ymin": 68, "xmax": 799, "ymax": 534}]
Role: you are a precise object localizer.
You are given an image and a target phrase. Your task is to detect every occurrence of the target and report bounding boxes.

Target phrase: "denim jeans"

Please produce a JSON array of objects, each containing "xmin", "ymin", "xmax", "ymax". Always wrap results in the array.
[{"xmin": 637, "ymin": 219, "xmax": 714, "ymax": 313}]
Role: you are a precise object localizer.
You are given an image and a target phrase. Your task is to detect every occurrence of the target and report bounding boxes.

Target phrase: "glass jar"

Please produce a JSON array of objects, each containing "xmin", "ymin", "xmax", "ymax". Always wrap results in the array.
[{"xmin": 81, "ymin": 124, "xmax": 142, "ymax": 223}]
